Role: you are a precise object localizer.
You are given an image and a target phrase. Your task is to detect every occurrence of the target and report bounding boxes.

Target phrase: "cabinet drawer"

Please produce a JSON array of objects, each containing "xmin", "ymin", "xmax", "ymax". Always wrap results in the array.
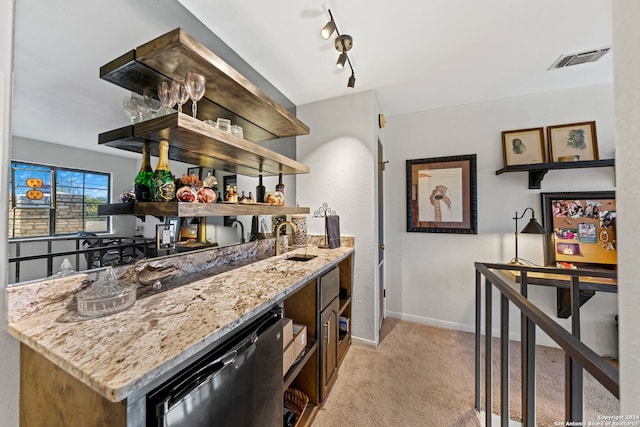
[{"xmin": 319, "ymin": 267, "xmax": 339, "ymax": 309}]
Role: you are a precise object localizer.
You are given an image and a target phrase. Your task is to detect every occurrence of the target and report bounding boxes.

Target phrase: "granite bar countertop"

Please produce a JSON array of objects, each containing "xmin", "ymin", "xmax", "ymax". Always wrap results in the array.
[{"xmin": 7, "ymin": 243, "xmax": 354, "ymax": 402}]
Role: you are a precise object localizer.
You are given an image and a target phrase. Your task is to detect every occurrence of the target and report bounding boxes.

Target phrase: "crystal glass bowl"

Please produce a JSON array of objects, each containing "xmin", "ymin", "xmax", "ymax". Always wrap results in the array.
[{"xmin": 77, "ymin": 267, "xmax": 137, "ymax": 318}]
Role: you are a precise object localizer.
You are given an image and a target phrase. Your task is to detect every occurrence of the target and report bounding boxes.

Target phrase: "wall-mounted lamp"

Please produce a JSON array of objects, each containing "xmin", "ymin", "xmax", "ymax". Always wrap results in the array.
[
  {"xmin": 510, "ymin": 207, "xmax": 547, "ymax": 265},
  {"xmin": 320, "ymin": 9, "xmax": 357, "ymax": 88}
]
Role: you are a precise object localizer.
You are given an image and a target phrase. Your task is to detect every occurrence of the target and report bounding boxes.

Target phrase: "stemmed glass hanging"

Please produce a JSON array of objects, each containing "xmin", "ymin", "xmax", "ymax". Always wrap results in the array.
[
  {"xmin": 123, "ymin": 97, "xmax": 137, "ymax": 123},
  {"xmin": 131, "ymin": 93, "xmax": 150, "ymax": 121},
  {"xmin": 143, "ymin": 87, "xmax": 162, "ymax": 118},
  {"xmin": 158, "ymin": 82, "xmax": 175, "ymax": 115},
  {"xmin": 171, "ymin": 80, "xmax": 189, "ymax": 114},
  {"xmin": 185, "ymin": 72, "xmax": 206, "ymax": 118}
]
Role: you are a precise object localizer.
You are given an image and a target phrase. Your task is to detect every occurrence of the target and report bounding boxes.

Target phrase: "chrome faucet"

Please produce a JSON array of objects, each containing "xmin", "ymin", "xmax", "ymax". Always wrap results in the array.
[
  {"xmin": 275, "ymin": 221, "xmax": 296, "ymax": 256},
  {"xmin": 231, "ymin": 220, "xmax": 245, "ymax": 244}
]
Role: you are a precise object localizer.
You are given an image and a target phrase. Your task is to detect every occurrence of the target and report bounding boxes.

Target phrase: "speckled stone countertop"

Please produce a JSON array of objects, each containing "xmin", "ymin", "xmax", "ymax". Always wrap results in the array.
[{"xmin": 7, "ymin": 242, "xmax": 354, "ymax": 403}]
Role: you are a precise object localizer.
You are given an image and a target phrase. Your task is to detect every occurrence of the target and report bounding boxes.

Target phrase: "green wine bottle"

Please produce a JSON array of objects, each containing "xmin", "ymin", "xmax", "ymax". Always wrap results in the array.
[
  {"xmin": 133, "ymin": 142, "xmax": 153, "ymax": 202},
  {"xmin": 151, "ymin": 139, "xmax": 175, "ymax": 202}
]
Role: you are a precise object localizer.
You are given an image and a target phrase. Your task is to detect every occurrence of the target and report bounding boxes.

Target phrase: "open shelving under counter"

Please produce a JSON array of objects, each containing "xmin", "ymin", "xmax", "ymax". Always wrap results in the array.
[{"xmin": 495, "ymin": 159, "xmax": 615, "ymax": 189}]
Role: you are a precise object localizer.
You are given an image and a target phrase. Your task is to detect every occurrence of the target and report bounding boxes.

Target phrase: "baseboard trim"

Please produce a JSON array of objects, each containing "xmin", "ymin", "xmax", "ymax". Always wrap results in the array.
[
  {"xmin": 386, "ymin": 311, "xmax": 475, "ymax": 334},
  {"xmin": 351, "ymin": 336, "xmax": 377, "ymax": 348},
  {"xmin": 385, "ymin": 311, "xmax": 563, "ymax": 349}
]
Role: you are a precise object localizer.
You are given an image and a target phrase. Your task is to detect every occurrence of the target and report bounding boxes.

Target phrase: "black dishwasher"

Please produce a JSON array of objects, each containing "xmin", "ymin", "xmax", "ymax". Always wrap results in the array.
[{"xmin": 147, "ymin": 310, "xmax": 284, "ymax": 427}]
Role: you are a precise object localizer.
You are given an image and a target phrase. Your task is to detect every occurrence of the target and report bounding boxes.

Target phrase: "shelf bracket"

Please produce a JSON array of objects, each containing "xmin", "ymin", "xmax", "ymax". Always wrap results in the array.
[{"xmin": 528, "ymin": 169, "xmax": 549, "ymax": 189}]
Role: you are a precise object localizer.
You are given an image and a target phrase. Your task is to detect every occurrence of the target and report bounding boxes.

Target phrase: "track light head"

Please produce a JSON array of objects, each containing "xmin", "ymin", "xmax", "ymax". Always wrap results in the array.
[
  {"xmin": 336, "ymin": 52, "xmax": 348, "ymax": 69},
  {"xmin": 320, "ymin": 20, "xmax": 336, "ymax": 40},
  {"xmin": 348, "ymin": 73, "xmax": 356, "ymax": 88}
]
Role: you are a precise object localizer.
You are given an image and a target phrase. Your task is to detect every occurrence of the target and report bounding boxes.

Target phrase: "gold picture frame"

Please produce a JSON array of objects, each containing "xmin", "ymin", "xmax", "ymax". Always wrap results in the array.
[
  {"xmin": 547, "ymin": 121, "xmax": 598, "ymax": 162},
  {"xmin": 501, "ymin": 127, "xmax": 546, "ymax": 167}
]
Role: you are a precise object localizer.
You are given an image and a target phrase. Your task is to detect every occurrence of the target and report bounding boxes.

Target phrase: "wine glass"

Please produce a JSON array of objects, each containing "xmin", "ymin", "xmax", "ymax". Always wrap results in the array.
[
  {"xmin": 158, "ymin": 81, "xmax": 175, "ymax": 115},
  {"xmin": 123, "ymin": 97, "xmax": 137, "ymax": 123},
  {"xmin": 171, "ymin": 80, "xmax": 189, "ymax": 114},
  {"xmin": 143, "ymin": 87, "xmax": 162, "ymax": 118},
  {"xmin": 131, "ymin": 93, "xmax": 150, "ymax": 121},
  {"xmin": 185, "ymin": 72, "xmax": 206, "ymax": 118}
]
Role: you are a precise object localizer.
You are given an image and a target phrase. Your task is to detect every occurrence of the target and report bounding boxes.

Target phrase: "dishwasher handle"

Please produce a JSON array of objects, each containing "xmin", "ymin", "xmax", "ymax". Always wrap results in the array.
[{"xmin": 166, "ymin": 312, "xmax": 279, "ymax": 407}]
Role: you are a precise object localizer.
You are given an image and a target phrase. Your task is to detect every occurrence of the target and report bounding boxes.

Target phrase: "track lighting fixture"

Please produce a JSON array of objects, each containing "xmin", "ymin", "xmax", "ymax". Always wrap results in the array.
[
  {"xmin": 348, "ymin": 73, "xmax": 356, "ymax": 88},
  {"xmin": 336, "ymin": 52, "xmax": 347, "ymax": 69},
  {"xmin": 321, "ymin": 9, "xmax": 357, "ymax": 88},
  {"xmin": 320, "ymin": 18, "xmax": 336, "ymax": 40}
]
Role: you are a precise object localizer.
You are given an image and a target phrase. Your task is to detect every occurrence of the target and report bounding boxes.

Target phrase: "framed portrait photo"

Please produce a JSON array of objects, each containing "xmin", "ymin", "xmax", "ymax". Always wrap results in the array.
[
  {"xmin": 501, "ymin": 127, "xmax": 546, "ymax": 167},
  {"xmin": 406, "ymin": 154, "xmax": 477, "ymax": 234},
  {"xmin": 547, "ymin": 121, "xmax": 598, "ymax": 162}
]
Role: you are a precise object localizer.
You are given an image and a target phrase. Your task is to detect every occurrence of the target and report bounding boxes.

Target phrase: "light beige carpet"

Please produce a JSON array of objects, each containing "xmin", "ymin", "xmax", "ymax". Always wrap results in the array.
[{"xmin": 312, "ymin": 318, "xmax": 618, "ymax": 427}]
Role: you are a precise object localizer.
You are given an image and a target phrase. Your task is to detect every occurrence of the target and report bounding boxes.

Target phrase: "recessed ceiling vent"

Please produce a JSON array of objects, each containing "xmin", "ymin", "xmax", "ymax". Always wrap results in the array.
[{"xmin": 548, "ymin": 47, "xmax": 611, "ymax": 70}]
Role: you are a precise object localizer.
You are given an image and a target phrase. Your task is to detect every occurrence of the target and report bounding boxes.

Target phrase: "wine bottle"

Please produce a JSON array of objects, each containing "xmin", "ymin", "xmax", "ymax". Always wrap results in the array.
[
  {"xmin": 133, "ymin": 142, "xmax": 153, "ymax": 202},
  {"xmin": 150, "ymin": 139, "xmax": 176, "ymax": 201},
  {"xmin": 275, "ymin": 173, "xmax": 285, "ymax": 204},
  {"xmin": 256, "ymin": 174, "xmax": 266, "ymax": 203}
]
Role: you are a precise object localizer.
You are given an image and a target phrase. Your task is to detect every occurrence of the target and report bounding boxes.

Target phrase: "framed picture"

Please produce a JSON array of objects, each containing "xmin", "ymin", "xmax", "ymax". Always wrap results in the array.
[
  {"xmin": 541, "ymin": 191, "xmax": 616, "ymax": 268},
  {"xmin": 501, "ymin": 127, "xmax": 546, "ymax": 167},
  {"xmin": 186, "ymin": 167, "xmax": 214, "ymax": 181},
  {"xmin": 406, "ymin": 154, "xmax": 477, "ymax": 234},
  {"xmin": 547, "ymin": 121, "xmax": 598, "ymax": 162}
]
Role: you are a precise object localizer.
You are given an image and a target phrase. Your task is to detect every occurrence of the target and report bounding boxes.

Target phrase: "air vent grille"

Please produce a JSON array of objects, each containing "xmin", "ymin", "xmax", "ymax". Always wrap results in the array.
[{"xmin": 548, "ymin": 47, "xmax": 611, "ymax": 70}]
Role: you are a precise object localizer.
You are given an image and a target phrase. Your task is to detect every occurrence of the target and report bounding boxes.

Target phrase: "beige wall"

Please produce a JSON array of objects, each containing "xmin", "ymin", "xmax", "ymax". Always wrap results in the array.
[
  {"xmin": 0, "ymin": 0, "xmax": 19, "ymax": 425},
  {"xmin": 613, "ymin": 0, "xmax": 640, "ymax": 415}
]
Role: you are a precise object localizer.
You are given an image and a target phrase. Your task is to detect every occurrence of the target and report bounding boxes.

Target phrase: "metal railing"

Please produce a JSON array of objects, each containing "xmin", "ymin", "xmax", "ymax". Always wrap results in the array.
[
  {"xmin": 9, "ymin": 235, "xmax": 155, "ymax": 283},
  {"xmin": 474, "ymin": 262, "xmax": 619, "ymax": 426}
]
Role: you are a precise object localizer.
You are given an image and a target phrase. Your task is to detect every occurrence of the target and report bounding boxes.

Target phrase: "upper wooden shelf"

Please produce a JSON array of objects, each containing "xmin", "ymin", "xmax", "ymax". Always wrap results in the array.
[
  {"xmin": 495, "ymin": 159, "xmax": 615, "ymax": 189},
  {"xmin": 98, "ymin": 202, "xmax": 310, "ymax": 218},
  {"xmin": 100, "ymin": 28, "xmax": 309, "ymax": 142},
  {"xmin": 99, "ymin": 112, "xmax": 309, "ymax": 176}
]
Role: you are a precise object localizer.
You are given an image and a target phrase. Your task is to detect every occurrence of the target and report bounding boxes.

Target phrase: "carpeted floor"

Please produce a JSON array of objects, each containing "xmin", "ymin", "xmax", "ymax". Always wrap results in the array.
[{"xmin": 312, "ymin": 318, "xmax": 618, "ymax": 427}]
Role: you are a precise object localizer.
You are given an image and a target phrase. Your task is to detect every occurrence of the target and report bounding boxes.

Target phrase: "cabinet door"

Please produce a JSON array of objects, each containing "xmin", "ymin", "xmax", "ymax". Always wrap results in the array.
[{"xmin": 321, "ymin": 297, "xmax": 339, "ymax": 399}]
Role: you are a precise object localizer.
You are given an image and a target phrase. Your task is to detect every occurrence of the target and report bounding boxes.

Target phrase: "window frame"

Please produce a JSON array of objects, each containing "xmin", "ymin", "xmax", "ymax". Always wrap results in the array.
[{"xmin": 9, "ymin": 160, "xmax": 112, "ymax": 239}]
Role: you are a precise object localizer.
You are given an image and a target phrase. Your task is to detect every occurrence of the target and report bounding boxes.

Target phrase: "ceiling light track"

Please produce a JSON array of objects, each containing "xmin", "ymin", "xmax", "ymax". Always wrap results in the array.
[{"xmin": 321, "ymin": 9, "xmax": 356, "ymax": 88}]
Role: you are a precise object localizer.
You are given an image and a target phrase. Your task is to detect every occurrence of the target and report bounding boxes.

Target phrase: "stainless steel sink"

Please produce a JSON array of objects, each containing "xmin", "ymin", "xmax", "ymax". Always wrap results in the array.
[{"xmin": 284, "ymin": 254, "xmax": 317, "ymax": 262}]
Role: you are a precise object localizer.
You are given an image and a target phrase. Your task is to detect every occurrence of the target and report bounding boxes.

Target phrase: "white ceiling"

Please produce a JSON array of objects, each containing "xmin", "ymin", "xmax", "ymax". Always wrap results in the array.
[{"xmin": 11, "ymin": 0, "xmax": 613, "ymax": 156}]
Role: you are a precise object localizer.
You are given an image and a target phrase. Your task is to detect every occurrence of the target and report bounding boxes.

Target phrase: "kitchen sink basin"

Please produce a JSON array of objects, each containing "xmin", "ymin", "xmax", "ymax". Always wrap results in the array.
[{"xmin": 284, "ymin": 254, "xmax": 317, "ymax": 262}]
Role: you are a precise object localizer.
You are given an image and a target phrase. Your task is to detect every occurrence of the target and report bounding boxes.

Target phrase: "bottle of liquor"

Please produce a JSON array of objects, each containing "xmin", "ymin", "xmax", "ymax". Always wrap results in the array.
[
  {"xmin": 133, "ymin": 142, "xmax": 153, "ymax": 202},
  {"xmin": 225, "ymin": 185, "xmax": 232, "ymax": 202},
  {"xmin": 232, "ymin": 185, "xmax": 238, "ymax": 203},
  {"xmin": 256, "ymin": 174, "xmax": 266, "ymax": 203},
  {"xmin": 150, "ymin": 139, "xmax": 175, "ymax": 201},
  {"xmin": 239, "ymin": 190, "xmax": 248, "ymax": 203},
  {"xmin": 275, "ymin": 173, "xmax": 285, "ymax": 205}
]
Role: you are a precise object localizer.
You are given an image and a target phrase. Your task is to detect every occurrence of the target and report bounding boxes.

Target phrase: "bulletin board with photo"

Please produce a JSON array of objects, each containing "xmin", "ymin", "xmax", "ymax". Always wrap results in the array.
[{"xmin": 541, "ymin": 191, "xmax": 616, "ymax": 268}]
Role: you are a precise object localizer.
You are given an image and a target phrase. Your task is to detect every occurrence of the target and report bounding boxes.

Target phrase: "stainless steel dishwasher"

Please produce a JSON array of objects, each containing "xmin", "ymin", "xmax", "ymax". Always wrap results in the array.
[{"xmin": 147, "ymin": 310, "xmax": 283, "ymax": 426}]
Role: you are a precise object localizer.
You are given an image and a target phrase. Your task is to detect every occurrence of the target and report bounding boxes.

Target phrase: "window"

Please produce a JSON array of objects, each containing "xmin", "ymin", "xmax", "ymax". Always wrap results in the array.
[{"xmin": 9, "ymin": 161, "xmax": 111, "ymax": 238}]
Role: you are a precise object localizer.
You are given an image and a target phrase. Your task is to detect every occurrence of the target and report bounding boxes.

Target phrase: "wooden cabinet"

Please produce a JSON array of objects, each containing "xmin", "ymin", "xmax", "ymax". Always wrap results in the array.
[
  {"xmin": 321, "ymin": 296, "xmax": 339, "ymax": 399},
  {"xmin": 338, "ymin": 254, "xmax": 353, "ymax": 366},
  {"xmin": 97, "ymin": 28, "xmax": 311, "ymax": 218},
  {"xmin": 283, "ymin": 279, "xmax": 320, "ymax": 425},
  {"xmin": 282, "ymin": 253, "xmax": 354, "ymax": 426}
]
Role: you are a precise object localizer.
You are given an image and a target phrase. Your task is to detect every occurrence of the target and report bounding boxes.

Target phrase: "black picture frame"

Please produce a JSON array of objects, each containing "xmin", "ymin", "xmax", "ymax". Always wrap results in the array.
[
  {"xmin": 406, "ymin": 154, "xmax": 477, "ymax": 234},
  {"xmin": 541, "ymin": 191, "xmax": 616, "ymax": 268}
]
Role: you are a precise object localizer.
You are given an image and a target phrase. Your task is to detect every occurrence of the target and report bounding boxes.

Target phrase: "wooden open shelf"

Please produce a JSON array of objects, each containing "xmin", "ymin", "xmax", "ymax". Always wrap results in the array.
[
  {"xmin": 284, "ymin": 340, "xmax": 317, "ymax": 390},
  {"xmin": 98, "ymin": 202, "xmax": 310, "ymax": 218},
  {"xmin": 495, "ymin": 159, "xmax": 614, "ymax": 189},
  {"xmin": 100, "ymin": 28, "xmax": 309, "ymax": 142},
  {"xmin": 99, "ymin": 112, "xmax": 309, "ymax": 177}
]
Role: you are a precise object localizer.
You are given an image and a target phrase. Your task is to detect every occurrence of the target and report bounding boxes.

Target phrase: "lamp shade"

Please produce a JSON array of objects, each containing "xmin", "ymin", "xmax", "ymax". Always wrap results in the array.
[{"xmin": 521, "ymin": 217, "xmax": 546, "ymax": 234}]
